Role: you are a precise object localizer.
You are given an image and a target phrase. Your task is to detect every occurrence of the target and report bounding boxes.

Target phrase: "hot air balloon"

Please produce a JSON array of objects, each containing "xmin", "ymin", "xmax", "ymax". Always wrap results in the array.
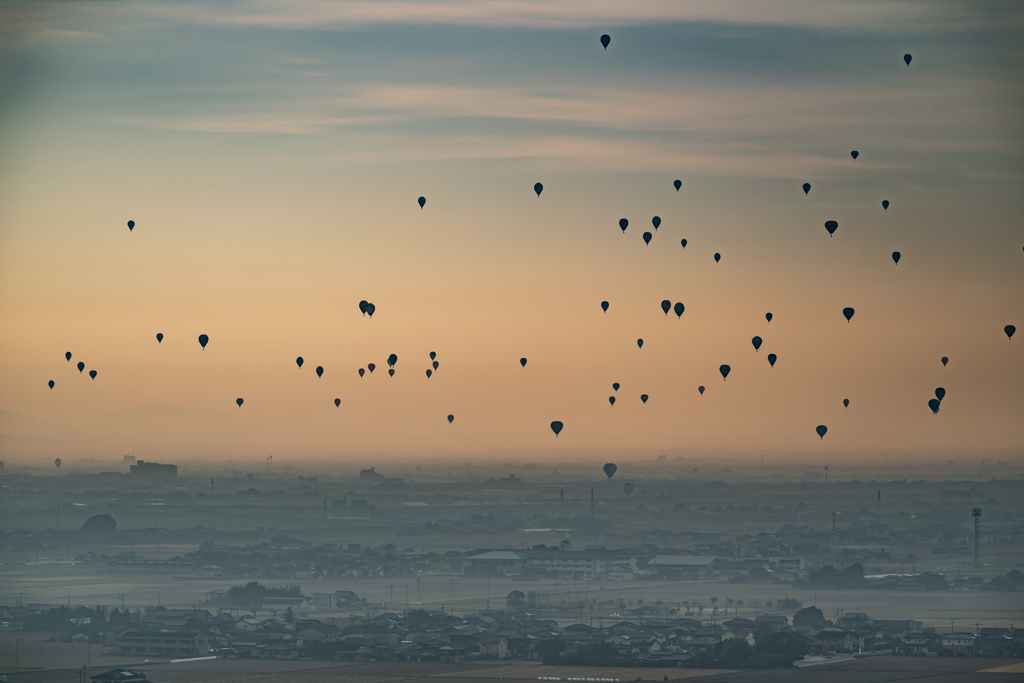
[
  {"xmin": 388, "ymin": 353, "xmax": 398, "ymax": 367},
  {"xmin": 624, "ymin": 482, "xmax": 634, "ymax": 496},
  {"xmin": 601, "ymin": 301, "xmax": 609, "ymax": 312},
  {"xmin": 153, "ymin": 333, "xmax": 162, "ymax": 344},
  {"xmin": 448, "ymin": 414, "xmax": 454, "ymax": 424},
  {"xmin": 48, "ymin": 380, "xmax": 54, "ymax": 390},
  {"xmin": 719, "ymin": 364, "xmax": 730, "ymax": 380},
  {"xmin": 642, "ymin": 231, "xmax": 652, "ymax": 245},
  {"xmin": 843, "ymin": 307, "xmax": 855, "ymax": 322},
  {"xmin": 928, "ymin": 398, "xmax": 940, "ymax": 414},
  {"xmin": 388, "ymin": 368, "xmax": 395, "ymax": 377},
  {"xmin": 603, "ymin": 462, "xmax": 616, "ymax": 479},
  {"xmin": 714, "ymin": 253, "xmax": 721, "ymax": 263},
  {"xmin": 316, "ymin": 366, "xmax": 324, "ymax": 378},
  {"xmin": 825, "ymin": 220, "xmax": 838, "ymax": 236},
  {"xmin": 65, "ymin": 352, "xmax": 72, "ymax": 362},
  {"xmin": 358, "ymin": 368, "xmax": 365, "ymax": 377},
  {"xmin": 89, "ymin": 370, "xmax": 97, "ymax": 380},
  {"xmin": 520, "ymin": 358, "xmax": 527, "ymax": 367},
  {"xmin": 433, "ymin": 360, "xmax": 439, "ymax": 370},
  {"xmin": 802, "ymin": 183, "xmax": 811, "ymax": 195},
  {"xmin": 851, "ymin": 151, "xmax": 859, "ymax": 159},
  {"xmin": 892, "ymin": 251, "xmax": 901, "ymax": 265},
  {"xmin": 698, "ymin": 385, "xmax": 705, "ymax": 395},
  {"xmin": 198, "ymin": 334, "xmax": 209, "ymax": 349},
  {"xmin": 766, "ymin": 312, "xmax": 773, "ymax": 323},
  {"xmin": 609, "ymin": 396, "xmax": 616, "ymax": 406},
  {"xmin": 418, "ymin": 196, "xmax": 426, "ymax": 209},
  {"xmin": 661, "ymin": 300, "xmax": 671, "ymax": 315},
  {"xmin": 767, "ymin": 353, "xmax": 777, "ymax": 368},
  {"xmin": 680, "ymin": 239, "xmax": 687, "ymax": 248},
  {"xmin": 600, "ymin": 34, "xmax": 610, "ymax": 49},
  {"xmin": 55, "ymin": 458, "xmax": 61, "ymax": 469},
  {"xmin": 619, "ymin": 218, "xmax": 628, "ymax": 233},
  {"xmin": 551, "ymin": 421, "xmax": 563, "ymax": 437},
  {"xmin": 941, "ymin": 356, "xmax": 948, "ymax": 366},
  {"xmin": 612, "ymin": 383, "xmax": 619, "ymax": 391},
  {"xmin": 426, "ymin": 369, "xmax": 432, "ymax": 378},
  {"xmin": 296, "ymin": 357, "xmax": 304, "ymax": 368},
  {"xmin": 359, "ymin": 300, "xmax": 368, "ymax": 315},
  {"xmin": 127, "ymin": 220, "xmax": 134, "ymax": 232},
  {"xmin": 933, "ymin": 388, "xmax": 945, "ymax": 402},
  {"xmin": 430, "ymin": 351, "xmax": 436, "ymax": 360},
  {"xmin": 77, "ymin": 362, "xmax": 85, "ymax": 373},
  {"xmin": 752, "ymin": 336, "xmax": 762, "ymax": 352},
  {"xmin": 882, "ymin": 200, "xmax": 889, "ymax": 211},
  {"xmin": 652, "ymin": 216, "xmax": 661, "ymax": 230},
  {"xmin": 843, "ymin": 398, "xmax": 849, "ymax": 408},
  {"xmin": 637, "ymin": 339, "xmax": 644, "ymax": 349},
  {"xmin": 534, "ymin": 182, "xmax": 543, "ymax": 197},
  {"xmin": 904, "ymin": 53, "xmax": 912, "ymax": 66},
  {"xmin": 816, "ymin": 425, "xmax": 828, "ymax": 439},
  {"xmin": 368, "ymin": 363, "xmax": 376, "ymax": 373},
  {"xmin": 366, "ymin": 303, "xmax": 375, "ymax": 318},
  {"xmin": 236, "ymin": 398, "xmax": 244, "ymax": 407},
  {"xmin": 674, "ymin": 302, "xmax": 685, "ymax": 318},
  {"xmin": 333, "ymin": 398, "xmax": 341, "ymax": 408},
  {"xmin": 674, "ymin": 180, "xmax": 682, "ymax": 192},
  {"xmin": 1005, "ymin": 325, "xmax": 1016, "ymax": 339},
  {"xmin": 640, "ymin": 394, "xmax": 648, "ymax": 404}
]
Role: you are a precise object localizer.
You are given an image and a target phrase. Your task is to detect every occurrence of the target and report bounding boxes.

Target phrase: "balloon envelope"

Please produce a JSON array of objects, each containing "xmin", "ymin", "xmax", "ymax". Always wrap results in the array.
[
  {"xmin": 941, "ymin": 356, "xmax": 948, "ymax": 366},
  {"xmin": 935, "ymin": 387, "xmax": 946, "ymax": 401},
  {"xmin": 198, "ymin": 334, "xmax": 209, "ymax": 349},
  {"xmin": 89, "ymin": 370, "xmax": 97, "ymax": 379},
  {"xmin": 882, "ymin": 200, "xmax": 889, "ymax": 210},
  {"xmin": 77, "ymin": 362, "xmax": 85, "ymax": 373},
  {"xmin": 652, "ymin": 216, "xmax": 661, "ymax": 230},
  {"xmin": 520, "ymin": 357, "xmax": 527, "ymax": 367},
  {"xmin": 368, "ymin": 363, "xmax": 375, "ymax": 373},
  {"xmin": 601, "ymin": 301, "xmax": 609, "ymax": 312},
  {"xmin": 637, "ymin": 339, "xmax": 643, "ymax": 349},
  {"xmin": 426, "ymin": 369, "xmax": 432, "ymax": 378},
  {"xmin": 609, "ymin": 396, "xmax": 615, "ymax": 406},
  {"xmin": 236, "ymin": 398, "xmax": 244, "ymax": 407},
  {"xmin": 802, "ymin": 183, "xmax": 811, "ymax": 195},
  {"xmin": 698, "ymin": 385, "xmax": 705, "ymax": 395},
  {"xmin": 48, "ymin": 380, "xmax": 54, "ymax": 389},
  {"xmin": 603, "ymin": 462, "xmax": 617, "ymax": 479},
  {"xmin": 156, "ymin": 333, "xmax": 163, "ymax": 343},
  {"xmin": 296, "ymin": 357, "xmax": 304, "ymax": 368},
  {"xmin": 551, "ymin": 421, "xmax": 564, "ymax": 437},
  {"xmin": 388, "ymin": 368, "xmax": 395, "ymax": 377},
  {"xmin": 766, "ymin": 312, "xmax": 772, "ymax": 323},
  {"xmin": 619, "ymin": 218, "xmax": 628, "ymax": 232},
  {"xmin": 768, "ymin": 353, "xmax": 777, "ymax": 367},
  {"xmin": 928, "ymin": 398, "xmax": 940, "ymax": 414},
  {"xmin": 448, "ymin": 414, "xmax": 454, "ymax": 424},
  {"xmin": 843, "ymin": 307, "xmax": 855, "ymax": 322},
  {"xmin": 334, "ymin": 398, "xmax": 341, "ymax": 407},
  {"xmin": 680, "ymin": 238, "xmax": 687, "ymax": 248},
  {"xmin": 719, "ymin": 364, "xmax": 730, "ymax": 380},
  {"xmin": 534, "ymin": 182, "xmax": 543, "ymax": 196},
  {"xmin": 600, "ymin": 34, "xmax": 610, "ymax": 49},
  {"xmin": 674, "ymin": 302, "xmax": 684, "ymax": 318},
  {"xmin": 430, "ymin": 351, "xmax": 436, "ymax": 360},
  {"xmin": 358, "ymin": 368, "xmax": 365, "ymax": 377},
  {"xmin": 127, "ymin": 220, "xmax": 134, "ymax": 231},
  {"xmin": 359, "ymin": 300, "xmax": 368, "ymax": 315},
  {"xmin": 752, "ymin": 336, "xmax": 762, "ymax": 351},
  {"xmin": 612, "ymin": 383, "xmax": 619, "ymax": 391},
  {"xmin": 366, "ymin": 303, "xmax": 375, "ymax": 317},
  {"xmin": 904, "ymin": 53, "xmax": 912, "ymax": 66},
  {"xmin": 643, "ymin": 231, "xmax": 652, "ymax": 245},
  {"xmin": 851, "ymin": 150, "xmax": 859, "ymax": 159},
  {"xmin": 843, "ymin": 398, "xmax": 849, "ymax": 408},
  {"xmin": 674, "ymin": 179, "xmax": 682, "ymax": 192},
  {"xmin": 433, "ymin": 360, "xmax": 439, "ymax": 370},
  {"xmin": 661, "ymin": 300, "xmax": 671, "ymax": 315},
  {"xmin": 816, "ymin": 425, "xmax": 827, "ymax": 439},
  {"xmin": 418, "ymin": 196, "xmax": 426, "ymax": 209},
  {"xmin": 55, "ymin": 458, "xmax": 61, "ymax": 468},
  {"xmin": 825, "ymin": 220, "xmax": 838, "ymax": 236},
  {"xmin": 714, "ymin": 253, "xmax": 721, "ymax": 263},
  {"xmin": 892, "ymin": 251, "xmax": 901, "ymax": 265},
  {"xmin": 65, "ymin": 352, "xmax": 72, "ymax": 361},
  {"xmin": 1005, "ymin": 325, "xmax": 1016, "ymax": 339},
  {"xmin": 624, "ymin": 482, "xmax": 634, "ymax": 496},
  {"xmin": 640, "ymin": 394, "xmax": 648, "ymax": 404},
  {"xmin": 388, "ymin": 353, "xmax": 398, "ymax": 367},
  {"xmin": 316, "ymin": 366, "xmax": 324, "ymax": 378}
]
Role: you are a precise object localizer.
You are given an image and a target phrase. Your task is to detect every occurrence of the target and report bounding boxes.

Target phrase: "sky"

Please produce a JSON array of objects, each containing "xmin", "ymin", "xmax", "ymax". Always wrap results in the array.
[{"xmin": 0, "ymin": 0, "xmax": 1022, "ymax": 464}]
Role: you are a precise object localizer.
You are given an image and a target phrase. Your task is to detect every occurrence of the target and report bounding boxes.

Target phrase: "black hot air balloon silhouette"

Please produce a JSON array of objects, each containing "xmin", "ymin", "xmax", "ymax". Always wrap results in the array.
[
  {"xmin": 48, "ymin": 380, "xmax": 54, "ymax": 390},
  {"xmin": 904, "ymin": 53, "xmax": 912, "ymax": 66},
  {"xmin": 609, "ymin": 396, "xmax": 616, "ymax": 406},
  {"xmin": 928, "ymin": 398, "xmax": 940, "ymax": 414},
  {"xmin": 652, "ymin": 216, "xmax": 661, "ymax": 230},
  {"xmin": 602, "ymin": 462, "xmax": 616, "ymax": 479},
  {"xmin": 816, "ymin": 425, "xmax": 828, "ymax": 439},
  {"xmin": 520, "ymin": 358, "xmax": 527, "ymax": 367},
  {"xmin": 661, "ymin": 300, "xmax": 671, "ymax": 315},
  {"xmin": 696, "ymin": 385, "xmax": 706, "ymax": 396},
  {"xmin": 358, "ymin": 368, "xmax": 365, "ymax": 377},
  {"xmin": 802, "ymin": 183, "xmax": 811, "ymax": 195},
  {"xmin": 418, "ymin": 196, "xmax": 426, "ymax": 209},
  {"xmin": 680, "ymin": 239, "xmax": 687, "ymax": 248},
  {"xmin": 843, "ymin": 307, "xmax": 855, "ymax": 322},
  {"xmin": 674, "ymin": 302, "xmax": 684, "ymax": 318},
  {"xmin": 426, "ymin": 369, "xmax": 432, "ymax": 378},
  {"xmin": 388, "ymin": 353, "xmax": 398, "ymax": 367},
  {"xmin": 433, "ymin": 360, "xmax": 439, "ymax": 370},
  {"xmin": 600, "ymin": 34, "xmax": 610, "ymax": 49},
  {"xmin": 851, "ymin": 150, "xmax": 859, "ymax": 159},
  {"xmin": 642, "ymin": 231, "xmax": 652, "ymax": 245},
  {"xmin": 882, "ymin": 200, "xmax": 889, "ymax": 211},
  {"xmin": 825, "ymin": 220, "xmax": 838, "ymax": 236},
  {"xmin": 767, "ymin": 353, "xmax": 777, "ymax": 368},
  {"xmin": 935, "ymin": 387, "xmax": 946, "ymax": 401},
  {"xmin": 316, "ymin": 366, "xmax": 324, "ymax": 378},
  {"xmin": 296, "ymin": 357, "xmax": 304, "ymax": 368},
  {"xmin": 368, "ymin": 363, "xmax": 376, "ymax": 373},
  {"xmin": 640, "ymin": 394, "xmax": 648, "ymax": 404},
  {"xmin": 719, "ymin": 365, "xmax": 730, "ymax": 380},
  {"xmin": 941, "ymin": 356, "xmax": 948, "ymax": 366},
  {"xmin": 198, "ymin": 334, "xmax": 209, "ymax": 349},
  {"xmin": 1005, "ymin": 325, "xmax": 1016, "ymax": 339},
  {"xmin": 127, "ymin": 220, "xmax": 134, "ymax": 232},
  {"xmin": 612, "ymin": 383, "xmax": 619, "ymax": 391},
  {"xmin": 388, "ymin": 368, "xmax": 395, "ymax": 377},
  {"xmin": 359, "ymin": 300, "xmax": 368, "ymax": 315},
  {"xmin": 637, "ymin": 339, "xmax": 644, "ymax": 349},
  {"xmin": 601, "ymin": 301, "xmax": 609, "ymax": 312},
  {"xmin": 843, "ymin": 398, "xmax": 849, "ymax": 408},
  {"xmin": 335, "ymin": 398, "xmax": 341, "ymax": 407},
  {"xmin": 430, "ymin": 351, "xmax": 436, "ymax": 360},
  {"xmin": 89, "ymin": 370, "xmax": 97, "ymax": 380},
  {"xmin": 752, "ymin": 336, "xmax": 762, "ymax": 352},
  {"xmin": 551, "ymin": 421, "xmax": 563, "ymax": 437},
  {"xmin": 448, "ymin": 414, "xmax": 454, "ymax": 424},
  {"xmin": 619, "ymin": 218, "xmax": 628, "ymax": 233},
  {"xmin": 766, "ymin": 312, "xmax": 773, "ymax": 323},
  {"xmin": 714, "ymin": 253, "xmax": 721, "ymax": 263},
  {"xmin": 55, "ymin": 457, "xmax": 61, "ymax": 469},
  {"xmin": 153, "ymin": 333, "xmax": 162, "ymax": 344},
  {"xmin": 892, "ymin": 251, "xmax": 901, "ymax": 265},
  {"xmin": 366, "ymin": 303, "xmax": 375, "ymax": 318},
  {"xmin": 65, "ymin": 352, "xmax": 72, "ymax": 362},
  {"xmin": 674, "ymin": 180, "xmax": 681, "ymax": 192},
  {"xmin": 77, "ymin": 362, "xmax": 85, "ymax": 373},
  {"xmin": 623, "ymin": 482, "xmax": 634, "ymax": 496},
  {"xmin": 534, "ymin": 182, "xmax": 543, "ymax": 197},
  {"xmin": 236, "ymin": 398, "xmax": 244, "ymax": 407}
]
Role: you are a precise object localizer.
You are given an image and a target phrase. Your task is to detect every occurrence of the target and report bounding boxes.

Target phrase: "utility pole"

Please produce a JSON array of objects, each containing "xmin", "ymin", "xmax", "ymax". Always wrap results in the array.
[{"xmin": 972, "ymin": 507, "xmax": 982, "ymax": 567}]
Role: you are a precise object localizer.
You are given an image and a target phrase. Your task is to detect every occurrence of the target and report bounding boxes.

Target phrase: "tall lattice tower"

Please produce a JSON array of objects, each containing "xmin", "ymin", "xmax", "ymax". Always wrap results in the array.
[{"xmin": 972, "ymin": 507, "xmax": 982, "ymax": 567}]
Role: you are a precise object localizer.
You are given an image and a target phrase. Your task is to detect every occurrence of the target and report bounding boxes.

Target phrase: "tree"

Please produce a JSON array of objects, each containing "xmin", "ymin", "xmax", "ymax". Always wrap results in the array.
[
  {"xmin": 406, "ymin": 608, "xmax": 430, "ymax": 631},
  {"xmin": 536, "ymin": 639, "xmax": 564, "ymax": 665},
  {"xmin": 283, "ymin": 606, "xmax": 295, "ymax": 624},
  {"xmin": 753, "ymin": 632, "xmax": 807, "ymax": 668},
  {"xmin": 506, "ymin": 590, "xmax": 526, "ymax": 612},
  {"xmin": 793, "ymin": 605, "xmax": 826, "ymax": 627},
  {"xmin": 719, "ymin": 638, "xmax": 752, "ymax": 668},
  {"xmin": 81, "ymin": 513, "xmax": 116, "ymax": 533}
]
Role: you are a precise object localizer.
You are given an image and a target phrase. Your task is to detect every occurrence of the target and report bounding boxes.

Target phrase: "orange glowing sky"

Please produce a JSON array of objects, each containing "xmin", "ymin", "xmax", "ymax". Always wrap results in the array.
[{"xmin": 1, "ymin": 1, "xmax": 1022, "ymax": 463}]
